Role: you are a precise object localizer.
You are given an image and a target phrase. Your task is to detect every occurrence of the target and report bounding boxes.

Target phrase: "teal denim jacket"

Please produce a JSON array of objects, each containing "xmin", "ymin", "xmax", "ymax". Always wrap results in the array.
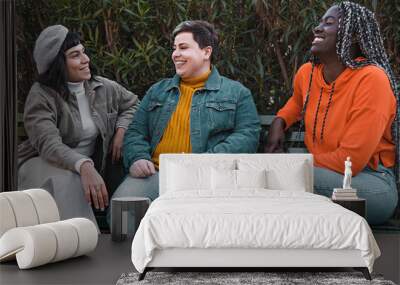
[{"xmin": 123, "ymin": 67, "xmax": 260, "ymax": 170}]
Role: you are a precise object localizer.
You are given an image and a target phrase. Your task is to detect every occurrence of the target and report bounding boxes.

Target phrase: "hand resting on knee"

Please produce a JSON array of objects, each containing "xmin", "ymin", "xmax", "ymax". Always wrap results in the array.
[
  {"xmin": 80, "ymin": 161, "xmax": 109, "ymax": 210},
  {"xmin": 130, "ymin": 159, "xmax": 156, "ymax": 178}
]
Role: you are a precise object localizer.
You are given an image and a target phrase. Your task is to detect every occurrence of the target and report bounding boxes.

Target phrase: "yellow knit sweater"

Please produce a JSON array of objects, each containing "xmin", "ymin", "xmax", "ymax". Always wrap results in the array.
[{"xmin": 152, "ymin": 70, "xmax": 211, "ymax": 167}]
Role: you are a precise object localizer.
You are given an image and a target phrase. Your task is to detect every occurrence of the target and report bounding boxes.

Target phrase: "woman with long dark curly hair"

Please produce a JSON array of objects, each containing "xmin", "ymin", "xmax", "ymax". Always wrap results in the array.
[{"xmin": 18, "ymin": 25, "xmax": 140, "ymax": 229}]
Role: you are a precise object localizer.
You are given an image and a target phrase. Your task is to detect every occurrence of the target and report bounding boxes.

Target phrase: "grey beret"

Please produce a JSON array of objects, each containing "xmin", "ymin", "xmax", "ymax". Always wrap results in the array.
[{"xmin": 33, "ymin": 25, "xmax": 69, "ymax": 74}]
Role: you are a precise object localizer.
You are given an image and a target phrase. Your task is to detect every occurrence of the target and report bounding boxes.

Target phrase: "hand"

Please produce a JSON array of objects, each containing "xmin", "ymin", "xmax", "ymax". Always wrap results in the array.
[
  {"xmin": 110, "ymin": 128, "xmax": 125, "ymax": 163},
  {"xmin": 80, "ymin": 161, "xmax": 109, "ymax": 210},
  {"xmin": 264, "ymin": 117, "xmax": 286, "ymax": 153},
  {"xmin": 130, "ymin": 159, "xmax": 156, "ymax": 178}
]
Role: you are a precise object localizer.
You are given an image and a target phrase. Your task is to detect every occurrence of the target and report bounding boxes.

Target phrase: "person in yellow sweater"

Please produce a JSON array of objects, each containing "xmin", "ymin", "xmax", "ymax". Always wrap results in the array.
[
  {"xmin": 111, "ymin": 20, "xmax": 260, "ymax": 228},
  {"xmin": 265, "ymin": 2, "xmax": 399, "ymax": 225}
]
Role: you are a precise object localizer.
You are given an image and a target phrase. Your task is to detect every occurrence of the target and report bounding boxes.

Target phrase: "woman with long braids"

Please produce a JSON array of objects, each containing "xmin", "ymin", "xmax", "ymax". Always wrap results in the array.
[{"xmin": 265, "ymin": 1, "xmax": 399, "ymax": 225}]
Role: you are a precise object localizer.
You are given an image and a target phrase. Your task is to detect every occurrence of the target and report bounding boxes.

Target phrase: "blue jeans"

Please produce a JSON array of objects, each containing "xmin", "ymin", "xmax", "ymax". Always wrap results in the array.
[
  {"xmin": 314, "ymin": 165, "xmax": 398, "ymax": 225},
  {"xmin": 108, "ymin": 172, "xmax": 159, "ymax": 233}
]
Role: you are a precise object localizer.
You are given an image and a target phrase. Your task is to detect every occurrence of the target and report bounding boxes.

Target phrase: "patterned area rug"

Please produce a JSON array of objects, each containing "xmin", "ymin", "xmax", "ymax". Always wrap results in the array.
[{"xmin": 116, "ymin": 271, "xmax": 395, "ymax": 285}]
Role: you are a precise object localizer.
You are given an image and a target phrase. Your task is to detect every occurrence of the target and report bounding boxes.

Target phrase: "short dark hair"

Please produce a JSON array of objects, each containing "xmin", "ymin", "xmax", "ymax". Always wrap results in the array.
[
  {"xmin": 172, "ymin": 20, "xmax": 218, "ymax": 61},
  {"xmin": 37, "ymin": 31, "xmax": 82, "ymax": 100}
]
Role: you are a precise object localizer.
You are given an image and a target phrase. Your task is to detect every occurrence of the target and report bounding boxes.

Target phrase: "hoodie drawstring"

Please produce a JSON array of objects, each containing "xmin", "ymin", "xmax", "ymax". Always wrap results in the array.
[{"xmin": 312, "ymin": 83, "xmax": 336, "ymax": 143}]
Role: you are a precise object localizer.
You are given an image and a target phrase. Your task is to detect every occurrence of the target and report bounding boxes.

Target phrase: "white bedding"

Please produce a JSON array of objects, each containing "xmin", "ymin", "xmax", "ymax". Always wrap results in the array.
[{"xmin": 131, "ymin": 190, "xmax": 380, "ymax": 273}]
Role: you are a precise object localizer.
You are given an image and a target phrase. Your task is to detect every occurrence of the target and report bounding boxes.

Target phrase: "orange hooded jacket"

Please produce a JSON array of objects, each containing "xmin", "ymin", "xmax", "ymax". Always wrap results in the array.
[{"xmin": 277, "ymin": 62, "xmax": 396, "ymax": 175}]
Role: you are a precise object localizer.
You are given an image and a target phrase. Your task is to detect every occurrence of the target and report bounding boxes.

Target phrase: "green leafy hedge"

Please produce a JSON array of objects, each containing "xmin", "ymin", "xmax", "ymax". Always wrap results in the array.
[{"xmin": 17, "ymin": 0, "xmax": 400, "ymax": 116}]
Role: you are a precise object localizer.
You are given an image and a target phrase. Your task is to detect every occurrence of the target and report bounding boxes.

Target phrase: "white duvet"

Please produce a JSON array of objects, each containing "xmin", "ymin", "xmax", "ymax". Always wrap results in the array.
[{"xmin": 131, "ymin": 190, "xmax": 380, "ymax": 273}]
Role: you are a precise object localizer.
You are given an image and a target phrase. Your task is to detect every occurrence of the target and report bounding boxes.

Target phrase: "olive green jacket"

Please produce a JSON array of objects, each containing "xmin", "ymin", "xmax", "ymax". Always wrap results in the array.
[{"xmin": 18, "ymin": 76, "xmax": 139, "ymax": 173}]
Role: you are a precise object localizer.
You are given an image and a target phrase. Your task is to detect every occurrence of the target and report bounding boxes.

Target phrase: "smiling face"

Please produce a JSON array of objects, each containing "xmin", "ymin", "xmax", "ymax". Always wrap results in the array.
[
  {"xmin": 65, "ymin": 44, "xmax": 91, "ymax": 82},
  {"xmin": 172, "ymin": 32, "xmax": 212, "ymax": 79},
  {"xmin": 311, "ymin": 5, "xmax": 341, "ymax": 59}
]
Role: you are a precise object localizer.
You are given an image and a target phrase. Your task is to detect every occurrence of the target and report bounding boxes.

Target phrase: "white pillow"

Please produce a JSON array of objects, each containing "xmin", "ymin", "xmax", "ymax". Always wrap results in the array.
[
  {"xmin": 238, "ymin": 159, "xmax": 309, "ymax": 191},
  {"xmin": 211, "ymin": 169, "xmax": 267, "ymax": 190},
  {"xmin": 266, "ymin": 164, "xmax": 307, "ymax": 191},
  {"xmin": 211, "ymin": 168, "xmax": 236, "ymax": 190},
  {"xmin": 237, "ymin": 169, "xmax": 267, "ymax": 188},
  {"xmin": 167, "ymin": 163, "xmax": 211, "ymax": 191},
  {"xmin": 167, "ymin": 160, "xmax": 236, "ymax": 192}
]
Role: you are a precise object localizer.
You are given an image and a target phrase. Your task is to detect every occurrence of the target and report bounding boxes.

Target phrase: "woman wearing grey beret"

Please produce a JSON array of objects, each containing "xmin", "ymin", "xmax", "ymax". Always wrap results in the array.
[{"xmin": 18, "ymin": 25, "xmax": 140, "ymax": 230}]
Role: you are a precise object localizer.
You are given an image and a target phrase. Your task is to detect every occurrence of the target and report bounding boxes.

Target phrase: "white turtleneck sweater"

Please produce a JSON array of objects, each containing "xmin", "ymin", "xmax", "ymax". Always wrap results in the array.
[{"xmin": 67, "ymin": 82, "xmax": 99, "ymax": 173}]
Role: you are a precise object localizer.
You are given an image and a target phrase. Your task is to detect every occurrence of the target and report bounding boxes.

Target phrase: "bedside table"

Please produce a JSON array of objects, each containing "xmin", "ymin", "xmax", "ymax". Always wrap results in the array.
[
  {"xmin": 111, "ymin": 197, "xmax": 150, "ymax": 242},
  {"xmin": 332, "ymin": 198, "xmax": 366, "ymax": 218}
]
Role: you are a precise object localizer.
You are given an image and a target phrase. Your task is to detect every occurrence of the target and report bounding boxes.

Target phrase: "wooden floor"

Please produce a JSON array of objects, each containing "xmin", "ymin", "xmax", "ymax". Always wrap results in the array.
[
  {"xmin": 373, "ymin": 232, "xmax": 400, "ymax": 284},
  {"xmin": 1, "ymin": 233, "xmax": 398, "ymax": 285}
]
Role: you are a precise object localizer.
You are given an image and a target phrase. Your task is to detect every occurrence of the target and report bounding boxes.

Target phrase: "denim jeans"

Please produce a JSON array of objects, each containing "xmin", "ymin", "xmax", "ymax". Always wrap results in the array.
[
  {"xmin": 107, "ymin": 172, "xmax": 159, "ymax": 233},
  {"xmin": 314, "ymin": 164, "xmax": 398, "ymax": 225}
]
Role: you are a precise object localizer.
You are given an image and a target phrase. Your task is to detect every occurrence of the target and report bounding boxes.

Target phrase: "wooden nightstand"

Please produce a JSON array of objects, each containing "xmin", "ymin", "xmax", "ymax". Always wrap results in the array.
[{"xmin": 332, "ymin": 198, "xmax": 366, "ymax": 218}]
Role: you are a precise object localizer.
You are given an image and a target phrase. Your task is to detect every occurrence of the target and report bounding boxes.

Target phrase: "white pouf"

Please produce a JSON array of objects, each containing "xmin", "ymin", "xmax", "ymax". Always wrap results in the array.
[{"xmin": 0, "ymin": 189, "xmax": 98, "ymax": 269}]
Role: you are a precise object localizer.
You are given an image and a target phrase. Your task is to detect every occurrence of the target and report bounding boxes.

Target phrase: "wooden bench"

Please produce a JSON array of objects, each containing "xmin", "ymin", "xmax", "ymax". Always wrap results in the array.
[
  {"xmin": 258, "ymin": 115, "xmax": 306, "ymax": 153},
  {"xmin": 258, "ymin": 114, "xmax": 400, "ymax": 283}
]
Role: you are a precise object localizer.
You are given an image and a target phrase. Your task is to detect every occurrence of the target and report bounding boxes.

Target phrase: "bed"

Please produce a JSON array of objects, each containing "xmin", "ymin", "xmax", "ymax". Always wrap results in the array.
[{"xmin": 131, "ymin": 154, "xmax": 380, "ymax": 280}]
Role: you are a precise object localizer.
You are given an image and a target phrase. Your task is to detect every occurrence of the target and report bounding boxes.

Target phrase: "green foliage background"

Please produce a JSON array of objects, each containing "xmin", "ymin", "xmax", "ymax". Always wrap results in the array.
[{"xmin": 17, "ymin": 0, "xmax": 400, "ymax": 115}]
